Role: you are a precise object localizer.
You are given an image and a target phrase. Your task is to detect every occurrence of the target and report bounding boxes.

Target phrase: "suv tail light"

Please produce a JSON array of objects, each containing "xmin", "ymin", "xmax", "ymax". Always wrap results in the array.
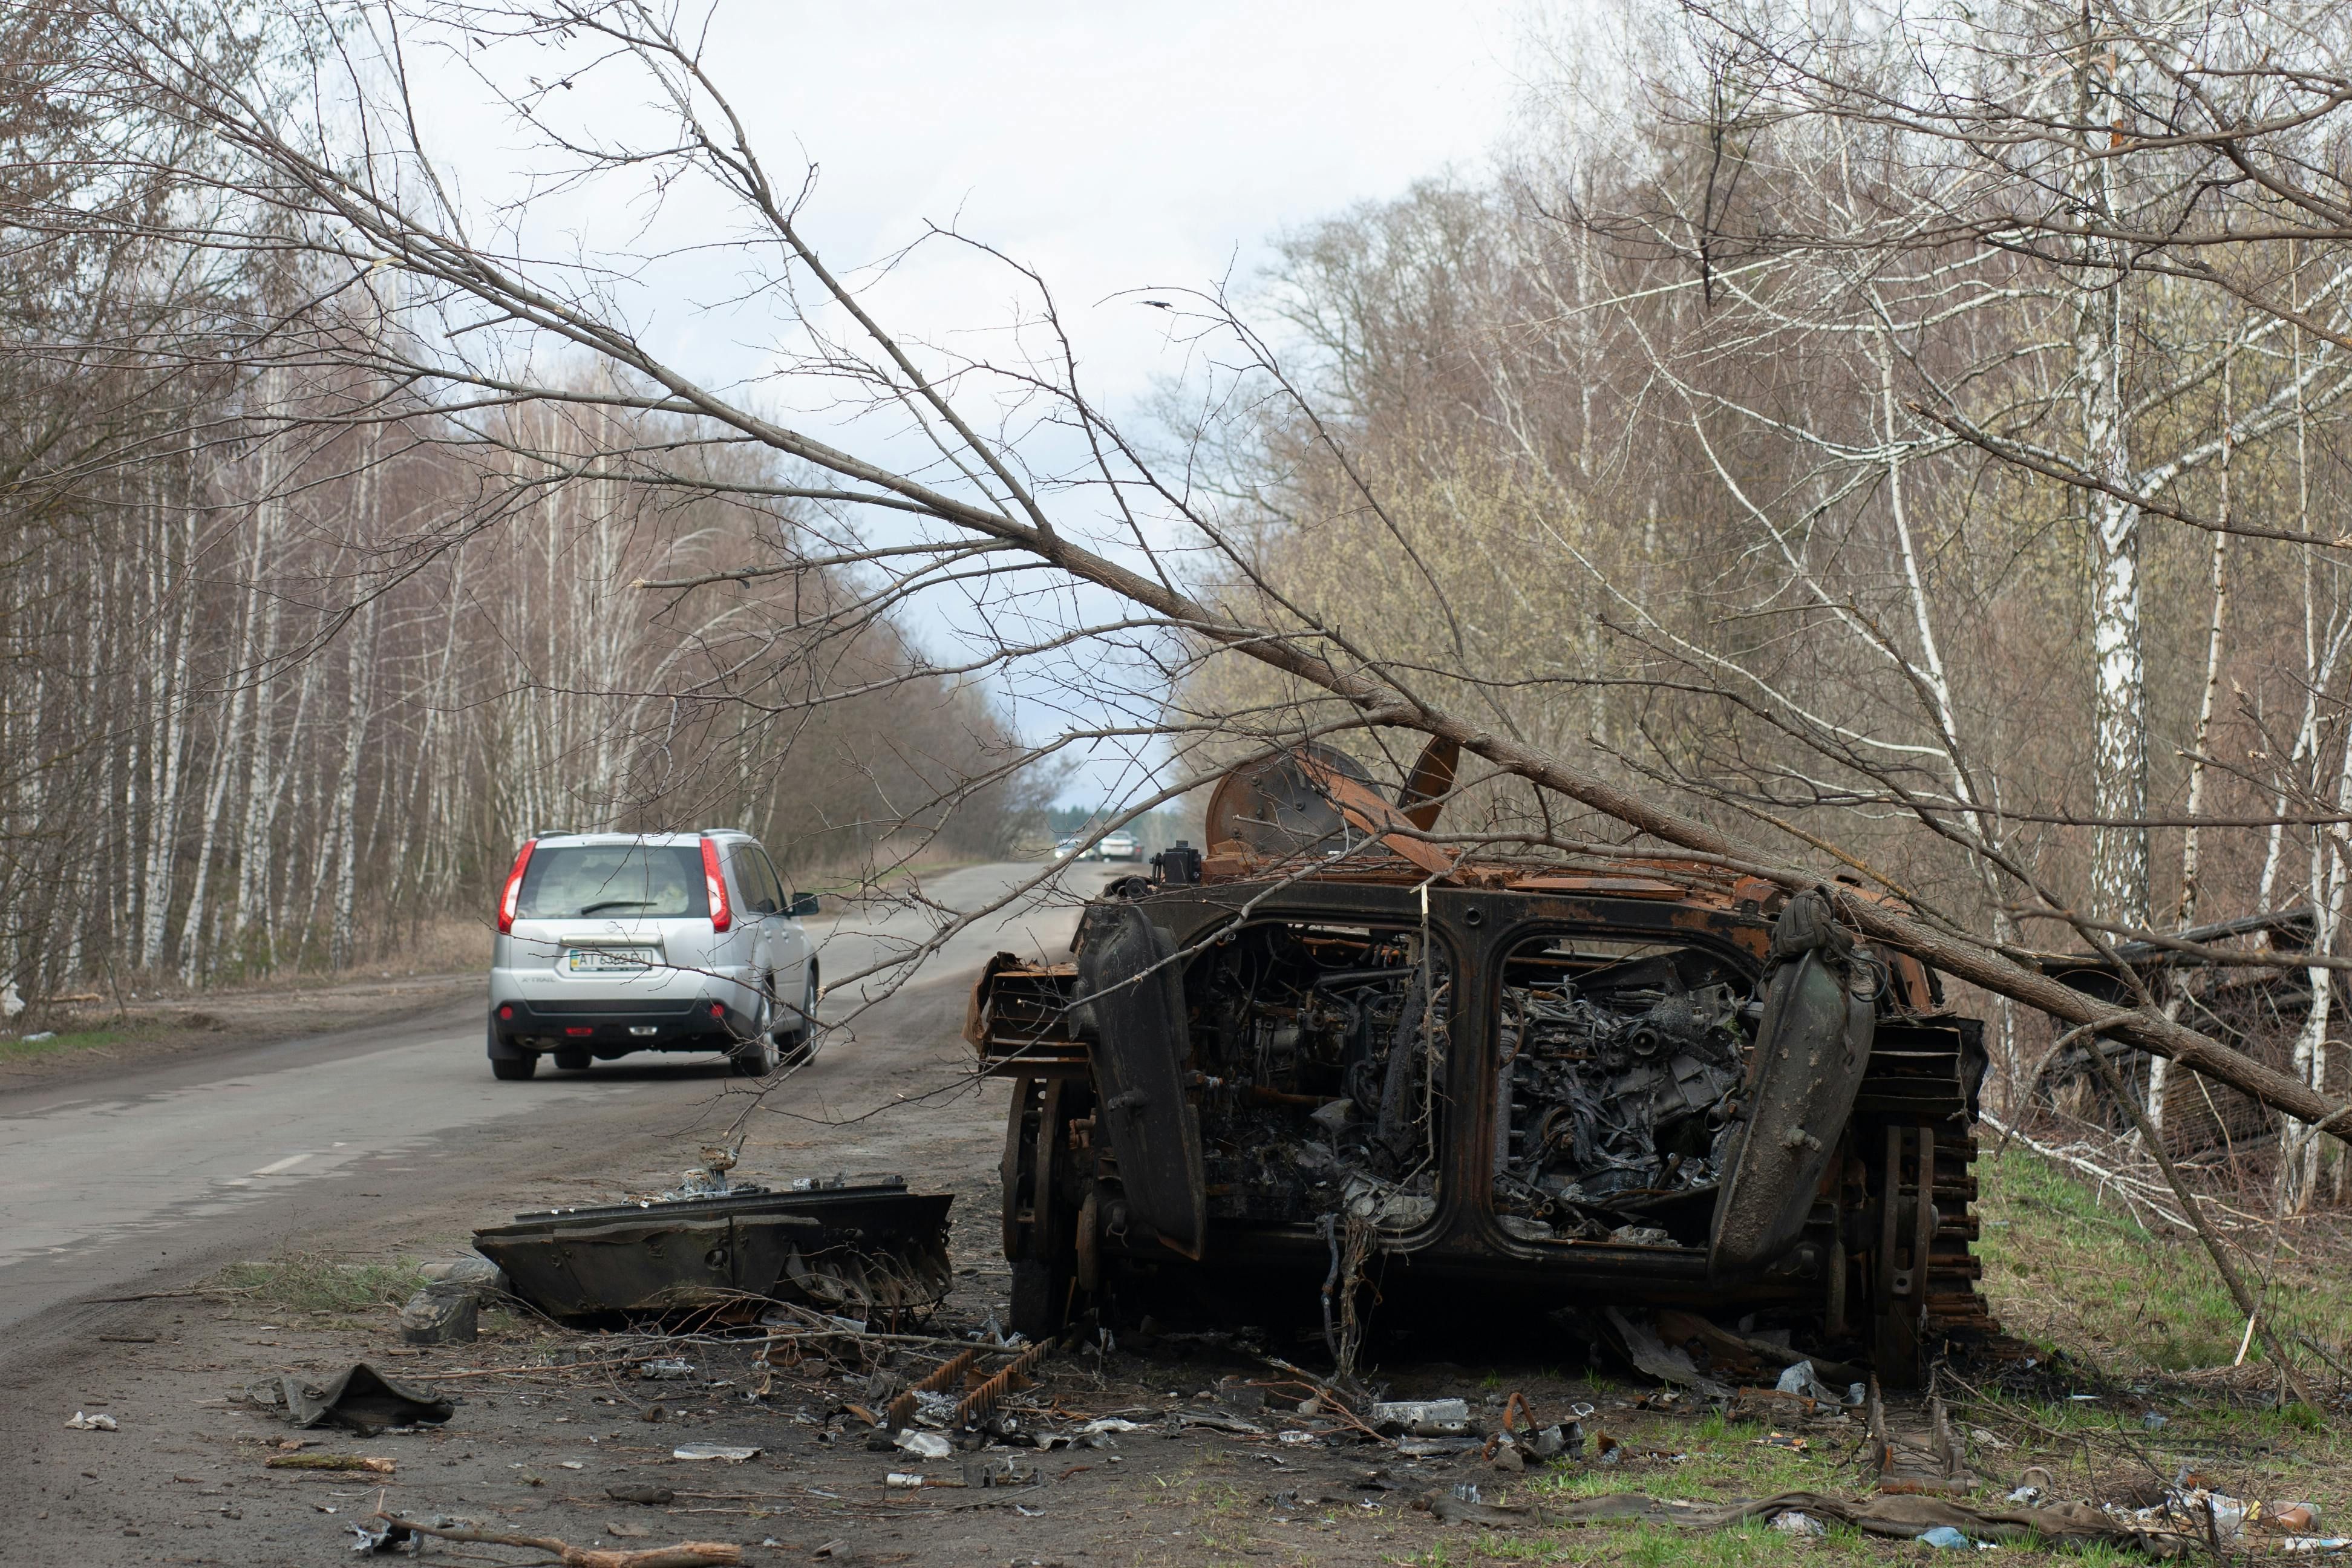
[
  {"xmin": 700, "ymin": 837, "xmax": 732, "ymax": 932},
  {"xmin": 497, "ymin": 840, "xmax": 536, "ymax": 934}
]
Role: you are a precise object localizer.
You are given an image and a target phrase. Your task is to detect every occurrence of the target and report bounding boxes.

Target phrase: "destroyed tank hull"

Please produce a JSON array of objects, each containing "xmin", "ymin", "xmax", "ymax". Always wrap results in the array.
[{"xmin": 970, "ymin": 860, "xmax": 1995, "ymax": 1385}]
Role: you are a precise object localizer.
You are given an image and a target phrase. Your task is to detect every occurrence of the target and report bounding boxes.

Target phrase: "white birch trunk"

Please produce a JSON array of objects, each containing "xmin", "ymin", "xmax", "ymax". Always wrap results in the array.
[
  {"xmin": 140, "ymin": 505, "xmax": 200, "ymax": 970},
  {"xmin": 2155, "ymin": 388, "xmax": 2235, "ymax": 1135},
  {"xmin": 230, "ymin": 587, "xmax": 283, "ymax": 967},
  {"xmin": 330, "ymin": 454, "xmax": 384, "ymax": 967},
  {"xmin": 177, "ymin": 671, "xmax": 251, "ymax": 986},
  {"xmin": 2074, "ymin": 38, "xmax": 2150, "ymax": 932}
]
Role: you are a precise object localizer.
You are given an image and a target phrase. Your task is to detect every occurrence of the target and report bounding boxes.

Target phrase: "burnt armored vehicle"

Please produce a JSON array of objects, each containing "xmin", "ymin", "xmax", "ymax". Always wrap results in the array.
[{"xmin": 967, "ymin": 745, "xmax": 1996, "ymax": 1383}]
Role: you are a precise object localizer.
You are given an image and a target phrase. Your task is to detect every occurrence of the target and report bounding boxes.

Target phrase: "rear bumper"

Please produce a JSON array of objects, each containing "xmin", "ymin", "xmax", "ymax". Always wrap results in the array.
[{"xmin": 489, "ymin": 998, "xmax": 754, "ymax": 1056}]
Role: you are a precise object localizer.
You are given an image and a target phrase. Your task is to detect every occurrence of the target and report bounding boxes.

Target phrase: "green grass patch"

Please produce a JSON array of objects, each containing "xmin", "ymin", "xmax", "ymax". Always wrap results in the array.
[
  {"xmin": 0, "ymin": 1025, "xmax": 131, "ymax": 1063},
  {"xmin": 1976, "ymin": 1146, "xmax": 2352, "ymax": 1374},
  {"xmin": 215, "ymin": 1252, "xmax": 424, "ymax": 1314},
  {"xmin": 1527, "ymin": 1421, "xmax": 1837, "ymax": 1504},
  {"xmin": 1431, "ymin": 1520, "xmax": 1890, "ymax": 1568}
]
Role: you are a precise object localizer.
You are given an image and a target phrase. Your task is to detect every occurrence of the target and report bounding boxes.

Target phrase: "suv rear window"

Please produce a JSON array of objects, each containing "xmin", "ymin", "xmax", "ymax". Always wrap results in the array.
[{"xmin": 516, "ymin": 844, "xmax": 709, "ymax": 920}]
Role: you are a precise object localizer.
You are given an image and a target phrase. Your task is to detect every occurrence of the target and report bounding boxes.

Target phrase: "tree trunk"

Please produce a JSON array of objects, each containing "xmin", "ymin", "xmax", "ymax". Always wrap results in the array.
[{"xmin": 2076, "ymin": 31, "xmax": 2149, "ymax": 933}]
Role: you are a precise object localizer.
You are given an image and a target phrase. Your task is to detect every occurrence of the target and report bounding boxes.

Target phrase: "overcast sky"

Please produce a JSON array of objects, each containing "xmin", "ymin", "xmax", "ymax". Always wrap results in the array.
[
  {"xmin": 414, "ymin": 2, "xmax": 1539, "ymax": 808},
  {"xmin": 422, "ymin": 2, "xmax": 1530, "ymax": 405}
]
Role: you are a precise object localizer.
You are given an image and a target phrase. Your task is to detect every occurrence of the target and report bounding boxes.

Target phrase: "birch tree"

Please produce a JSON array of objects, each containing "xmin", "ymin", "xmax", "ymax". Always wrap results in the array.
[{"xmin": 23, "ymin": 0, "xmax": 2352, "ymax": 1159}]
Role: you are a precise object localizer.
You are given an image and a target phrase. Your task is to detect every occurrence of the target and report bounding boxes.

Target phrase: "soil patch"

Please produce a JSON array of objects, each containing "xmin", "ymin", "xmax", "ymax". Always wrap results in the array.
[
  {"xmin": 13, "ymin": 1186, "xmax": 2350, "ymax": 1566},
  {"xmin": 0, "ymin": 973, "xmax": 482, "ymax": 1089}
]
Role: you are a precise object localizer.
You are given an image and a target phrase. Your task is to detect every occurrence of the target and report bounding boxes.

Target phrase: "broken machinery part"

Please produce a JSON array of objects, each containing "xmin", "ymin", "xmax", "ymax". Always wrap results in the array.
[{"xmin": 474, "ymin": 1174, "xmax": 952, "ymax": 1325}]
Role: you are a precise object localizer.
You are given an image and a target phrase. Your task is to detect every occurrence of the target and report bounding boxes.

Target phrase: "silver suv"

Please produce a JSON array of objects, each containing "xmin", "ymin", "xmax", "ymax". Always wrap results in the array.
[{"xmin": 486, "ymin": 830, "xmax": 818, "ymax": 1080}]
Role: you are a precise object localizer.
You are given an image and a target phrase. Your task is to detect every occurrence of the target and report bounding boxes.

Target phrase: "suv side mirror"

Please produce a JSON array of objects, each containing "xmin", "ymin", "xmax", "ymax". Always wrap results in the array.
[{"xmin": 788, "ymin": 892, "xmax": 822, "ymax": 918}]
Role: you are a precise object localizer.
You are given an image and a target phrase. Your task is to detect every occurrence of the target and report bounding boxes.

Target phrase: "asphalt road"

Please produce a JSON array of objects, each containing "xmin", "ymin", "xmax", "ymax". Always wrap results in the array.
[{"xmin": 0, "ymin": 859, "xmax": 1112, "ymax": 1357}]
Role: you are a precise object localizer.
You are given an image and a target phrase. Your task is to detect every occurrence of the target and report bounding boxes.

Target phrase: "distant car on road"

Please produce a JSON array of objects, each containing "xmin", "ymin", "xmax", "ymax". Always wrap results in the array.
[
  {"xmin": 1051, "ymin": 835, "xmax": 1093, "ymax": 862},
  {"xmin": 1098, "ymin": 831, "xmax": 1138, "ymax": 861},
  {"xmin": 487, "ymin": 831, "xmax": 820, "ymax": 1081}
]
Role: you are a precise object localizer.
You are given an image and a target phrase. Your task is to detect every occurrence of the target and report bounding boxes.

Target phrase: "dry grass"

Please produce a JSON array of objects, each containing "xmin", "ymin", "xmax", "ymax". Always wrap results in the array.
[
  {"xmin": 214, "ymin": 1252, "xmax": 424, "ymax": 1315},
  {"xmin": 388, "ymin": 915, "xmax": 492, "ymax": 975}
]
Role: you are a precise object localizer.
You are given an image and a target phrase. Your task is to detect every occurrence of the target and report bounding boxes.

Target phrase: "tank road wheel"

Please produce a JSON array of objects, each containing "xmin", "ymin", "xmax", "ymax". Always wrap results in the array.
[
  {"xmin": 1074, "ymin": 1187, "xmax": 1102, "ymax": 1296},
  {"xmin": 1870, "ymin": 1123, "xmax": 1929, "ymax": 1385},
  {"xmin": 1844, "ymin": 1012, "xmax": 2008, "ymax": 1387},
  {"xmin": 1857, "ymin": 1117, "xmax": 1994, "ymax": 1387},
  {"xmin": 1003, "ymin": 1074, "xmax": 1092, "ymax": 1339}
]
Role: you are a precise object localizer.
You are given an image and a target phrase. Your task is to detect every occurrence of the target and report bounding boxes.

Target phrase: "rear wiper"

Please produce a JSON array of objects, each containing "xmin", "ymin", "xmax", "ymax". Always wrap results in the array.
[{"xmin": 578, "ymin": 899, "xmax": 656, "ymax": 915}]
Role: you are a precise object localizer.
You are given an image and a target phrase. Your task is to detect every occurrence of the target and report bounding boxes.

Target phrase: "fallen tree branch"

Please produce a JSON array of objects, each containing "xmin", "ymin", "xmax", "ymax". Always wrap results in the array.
[
  {"xmin": 373, "ymin": 1515, "xmax": 741, "ymax": 1567},
  {"xmin": 424, "ymin": 1358, "xmax": 642, "ymax": 1381},
  {"xmin": 265, "ymin": 1453, "xmax": 393, "ymax": 1472}
]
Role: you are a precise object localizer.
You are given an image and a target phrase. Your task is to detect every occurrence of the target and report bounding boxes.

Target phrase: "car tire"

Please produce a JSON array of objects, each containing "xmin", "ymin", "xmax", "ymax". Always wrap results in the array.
[
  {"xmin": 554, "ymin": 1048, "xmax": 592, "ymax": 1071},
  {"xmin": 780, "ymin": 969, "xmax": 819, "ymax": 1066},
  {"xmin": 489, "ymin": 1018, "xmax": 537, "ymax": 1080},
  {"xmin": 729, "ymin": 981, "xmax": 782, "ymax": 1077}
]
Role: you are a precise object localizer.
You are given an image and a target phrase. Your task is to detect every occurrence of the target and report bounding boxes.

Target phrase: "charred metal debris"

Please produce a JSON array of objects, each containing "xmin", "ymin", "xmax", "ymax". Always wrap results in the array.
[
  {"xmin": 969, "ymin": 742, "xmax": 2002, "ymax": 1385},
  {"xmin": 474, "ymin": 1169, "xmax": 953, "ymax": 1328},
  {"xmin": 2030, "ymin": 908, "xmax": 2335, "ymax": 1157}
]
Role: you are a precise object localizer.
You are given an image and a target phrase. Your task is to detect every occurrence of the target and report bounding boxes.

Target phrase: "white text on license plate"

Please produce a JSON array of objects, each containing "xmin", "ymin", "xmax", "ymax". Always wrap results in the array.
[{"xmin": 565, "ymin": 947, "xmax": 659, "ymax": 973}]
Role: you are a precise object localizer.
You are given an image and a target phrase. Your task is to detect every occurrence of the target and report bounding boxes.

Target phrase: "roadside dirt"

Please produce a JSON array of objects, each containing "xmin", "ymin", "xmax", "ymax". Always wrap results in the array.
[
  {"xmin": 15, "ymin": 1070, "xmax": 2342, "ymax": 1568},
  {"xmin": 2, "ymin": 1096, "xmax": 1661, "ymax": 1568},
  {"xmin": 0, "ymin": 973, "xmax": 485, "ymax": 1089}
]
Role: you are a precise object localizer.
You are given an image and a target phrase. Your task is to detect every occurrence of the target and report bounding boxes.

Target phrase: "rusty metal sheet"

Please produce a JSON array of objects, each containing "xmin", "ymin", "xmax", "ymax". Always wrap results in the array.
[
  {"xmin": 1201, "ymin": 744, "xmax": 1459, "ymax": 881},
  {"xmin": 965, "ymin": 952, "xmax": 1085, "ymax": 1076},
  {"xmin": 1397, "ymin": 736, "xmax": 1459, "ymax": 830},
  {"xmin": 1709, "ymin": 891, "xmax": 1875, "ymax": 1285},
  {"xmin": 1076, "ymin": 903, "xmax": 1206, "ymax": 1259},
  {"xmin": 1204, "ymin": 745, "xmax": 1370, "ymax": 858},
  {"xmin": 1295, "ymin": 753, "xmax": 1460, "ymax": 880}
]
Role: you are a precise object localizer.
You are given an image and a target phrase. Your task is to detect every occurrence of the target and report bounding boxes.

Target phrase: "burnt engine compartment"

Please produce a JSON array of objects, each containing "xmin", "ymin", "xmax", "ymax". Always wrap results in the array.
[
  {"xmin": 1186, "ymin": 923, "xmax": 1760, "ymax": 1247},
  {"xmin": 1495, "ymin": 941, "xmax": 1755, "ymax": 1244},
  {"xmin": 1190, "ymin": 922, "xmax": 1451, "ymax": 1233}
]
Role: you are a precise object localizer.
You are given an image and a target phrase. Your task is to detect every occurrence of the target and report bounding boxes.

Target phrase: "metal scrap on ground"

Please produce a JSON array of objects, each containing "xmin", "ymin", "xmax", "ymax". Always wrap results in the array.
[{"xmin": 472, "ymin": 1170, "xmax": 952, "ymax": 1325}]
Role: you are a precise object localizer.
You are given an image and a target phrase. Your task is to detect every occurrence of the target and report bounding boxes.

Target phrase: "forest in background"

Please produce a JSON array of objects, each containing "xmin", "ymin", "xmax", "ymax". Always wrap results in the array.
[
  {"xmin": 12, "ymin": 0, "xmax": 2352, "ymax": 1218},
  {"xmin": 0, "ymin": 11, "xmax": 1045, "ymax": 998},
  {"xmin": 1174, "ymin": 4, "xmax": 2352, "ymax": 1200}
]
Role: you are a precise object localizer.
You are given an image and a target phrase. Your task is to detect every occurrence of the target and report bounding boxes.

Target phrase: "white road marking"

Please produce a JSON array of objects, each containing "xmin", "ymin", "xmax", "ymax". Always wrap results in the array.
[{"xmin": 250, "ymin": 1153, "xmax": 313, "ymax": 1175}]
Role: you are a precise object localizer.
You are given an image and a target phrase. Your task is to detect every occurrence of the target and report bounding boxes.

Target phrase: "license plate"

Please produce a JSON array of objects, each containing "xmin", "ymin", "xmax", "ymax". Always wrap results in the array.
[{"xmin": 564, "ymin": 947, "xmax": 659, "ymax": 973}]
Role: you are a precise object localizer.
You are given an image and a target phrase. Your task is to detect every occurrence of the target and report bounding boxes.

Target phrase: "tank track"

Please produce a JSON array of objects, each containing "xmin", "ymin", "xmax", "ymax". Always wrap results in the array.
[{"xmin": 1852, "ymin": 1017, "xmax": 2010, "ymax": 1373}]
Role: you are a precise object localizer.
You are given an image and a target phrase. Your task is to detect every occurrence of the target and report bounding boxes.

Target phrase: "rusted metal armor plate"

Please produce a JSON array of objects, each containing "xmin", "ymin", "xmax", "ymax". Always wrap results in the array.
[
  {"xmin": 1074, "ymin": 902, "xmax": 1207, "ymax": 1259},
  {"xmin": 1709, "ymin": 891, "xmax": 1877, "ymax": 1284}
]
